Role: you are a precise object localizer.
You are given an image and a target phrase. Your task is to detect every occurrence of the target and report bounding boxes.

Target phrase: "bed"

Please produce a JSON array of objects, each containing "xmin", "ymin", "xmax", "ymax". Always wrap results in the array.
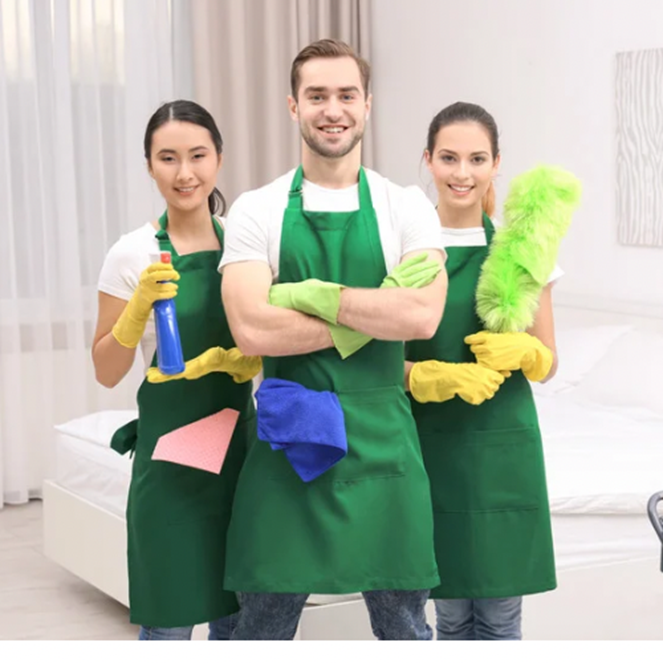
[{"xmin": 42, "ymin": 298, "xmax": 663, "ymax": 640}]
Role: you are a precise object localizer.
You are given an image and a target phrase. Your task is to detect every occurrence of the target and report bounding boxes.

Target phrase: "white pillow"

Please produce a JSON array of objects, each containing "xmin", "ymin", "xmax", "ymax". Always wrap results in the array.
[
  {"xmin": 569, "ymin": 329, "xmax": 663, "ymax": 418},
  {"xmin": 532, "ymin": 324, "xmax": 633, "ymax": 396},
  {"xmin": 54, "ymin": 409, "xmax": 138, "ymax": 448}
]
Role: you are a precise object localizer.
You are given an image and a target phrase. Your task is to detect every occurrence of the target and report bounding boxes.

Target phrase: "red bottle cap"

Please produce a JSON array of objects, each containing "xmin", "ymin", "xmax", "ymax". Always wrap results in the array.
[{"xmin": 160, "ymin": 251, "xmax": 171, "ymax": 264}]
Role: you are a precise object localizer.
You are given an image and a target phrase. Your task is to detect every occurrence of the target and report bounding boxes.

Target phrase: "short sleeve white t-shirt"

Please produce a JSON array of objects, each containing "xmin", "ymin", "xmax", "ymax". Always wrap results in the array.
[
  {"xmin": 98, "ymin": 223, "xmax": 160, "ymax": 368},
  {"xmin": 218, "ymin": 168, "xmax": 447, "ymax": 279},
  {"xmin": 97, "ymin": 218, "xmax": 226, "ymax": 368},
  {"xmin": 440, "ymin": 217, "xmax": 564, "ymax": 284}
]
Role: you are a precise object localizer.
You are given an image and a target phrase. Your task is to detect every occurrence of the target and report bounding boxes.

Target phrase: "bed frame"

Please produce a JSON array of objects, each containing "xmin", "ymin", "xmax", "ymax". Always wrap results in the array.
[
  {"xmin": 42, "ymin": 298, "xmax": 663, "ymax": 640},
  {"xmin": 43, "ymin": 480, "xmax": 128, "ymax": 607},
  {"xmin": 42, "ymin": 479, "xmax": 663, "ymax": 640}
]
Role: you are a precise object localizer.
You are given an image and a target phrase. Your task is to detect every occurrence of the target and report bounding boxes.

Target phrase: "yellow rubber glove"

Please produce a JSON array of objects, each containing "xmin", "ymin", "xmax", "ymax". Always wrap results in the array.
[
  {"xmin": 146, "ymin": 347, "xmax": 262, "ymax": 384},
  {"xmin": 409, "ymin": 360, "xmax": 507, "ymax": 405},
  {"xmin": 464, "ymin": 331, "xmax": 554, "ymax": 382},
  {"xmin": 112, "ymin": 262, "xmax": 180, "ymax": 349},
  {"xmin": 328, "ymin": 253, "xmax": 443, "ymax": 359}
]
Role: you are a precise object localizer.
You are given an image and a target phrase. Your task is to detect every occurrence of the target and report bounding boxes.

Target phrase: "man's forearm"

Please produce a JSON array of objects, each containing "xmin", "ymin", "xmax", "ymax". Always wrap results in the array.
[
  {"xmin": 337, "ymin": 282, "xmax": 445, "ymax": 341},
  {"xmin": 229, "ymin": 302, "xmax": 333, "ymax": 357},
  {"xmin": 222, "ymin": 261, "xmax": 334, "ymax": 357}
]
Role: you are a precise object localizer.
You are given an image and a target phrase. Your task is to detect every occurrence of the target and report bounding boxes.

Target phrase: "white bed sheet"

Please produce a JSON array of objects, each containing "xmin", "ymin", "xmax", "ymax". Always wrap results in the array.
[
  {"xmin": 550, "ymin": 512, "xmax": 659, "ymax": 570},
  {"xmin": 54, "ymin": 411, "xmax": 134, "ymax": 518},
  {"xmin": 536, "ymin": 393, "xmax": 663, "ymax": 515}
]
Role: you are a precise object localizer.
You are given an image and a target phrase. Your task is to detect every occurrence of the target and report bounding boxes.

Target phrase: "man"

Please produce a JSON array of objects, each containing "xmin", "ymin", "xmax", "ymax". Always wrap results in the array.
[{"xmin": 220, "ymin": 38, "xmax": 448, "ymax": 640}]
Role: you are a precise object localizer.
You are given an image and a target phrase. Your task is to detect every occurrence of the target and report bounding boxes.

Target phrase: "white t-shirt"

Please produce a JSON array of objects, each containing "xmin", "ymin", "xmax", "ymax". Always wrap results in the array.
[
  {"xmin": 97, "ymin": 218, "xmax": 225, "ymax": 368},
  {"xmin": 218, "ymin": 168, "xmax": 447, "ymax": 279},
  {"xmin": 440, "ymin": 218, "xmax": 564, "ymax": 284}
]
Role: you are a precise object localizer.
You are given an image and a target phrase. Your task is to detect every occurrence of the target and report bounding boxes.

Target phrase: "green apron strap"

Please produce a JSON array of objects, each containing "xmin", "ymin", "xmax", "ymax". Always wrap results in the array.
[
  {"xmin": 211, "ymin": 217, "xmax": 224, "ymax": 246},
  {"xmin": 287, "ymin": 166, "xmax": 305, "ymax": 209},
  {"xmin": 357, "ymin": 167, "xmax": 373, "ymax": 208},
  {"xmin": 155, "ymin": 211, "xmax": 173, "ymax": 253},
  {"xmin": 154, "ymin": 210, "xmax": 223, "ymax": 253},
  {"xmin": 482, "ymin": 211, "xmax": 495, "ymax": 245},
  {"xmin": 287, "ymin": 166, "xmax": 373, "ymax": 210}
]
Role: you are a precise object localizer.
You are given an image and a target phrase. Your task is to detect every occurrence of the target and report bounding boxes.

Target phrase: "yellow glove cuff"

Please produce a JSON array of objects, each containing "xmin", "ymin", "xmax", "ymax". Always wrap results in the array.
[
  {"xmin": 409, "ymin": 360, "xmax": 457, "ymax": 404},
  {"xmin": 111, "ymin": 297, "xmax": 152, "ymax": 349},
  {"xmin": 522, "ymin": 344, "xmax": 554, "ymax": 382},
  {"xmin": 223, "ymin": 348, "xmax": 263, "ymax": 384}
]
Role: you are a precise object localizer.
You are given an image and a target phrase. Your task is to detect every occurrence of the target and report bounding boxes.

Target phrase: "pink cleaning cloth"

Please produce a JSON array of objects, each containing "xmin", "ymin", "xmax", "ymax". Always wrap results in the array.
[{"xmin": 151, "ymin": 408, "xmax": 240, "ymax": 474}]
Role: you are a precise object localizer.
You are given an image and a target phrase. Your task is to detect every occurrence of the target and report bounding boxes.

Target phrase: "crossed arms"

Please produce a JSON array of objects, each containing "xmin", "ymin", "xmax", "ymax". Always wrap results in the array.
[{"xmin": 221, "ymin": 249, "xmax": 448, "ymax": 358}]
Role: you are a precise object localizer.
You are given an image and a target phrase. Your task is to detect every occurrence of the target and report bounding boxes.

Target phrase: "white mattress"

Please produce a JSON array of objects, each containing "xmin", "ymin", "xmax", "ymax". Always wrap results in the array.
[
  {"xmin": 54, "ymin": 410, "xmax": 134, "ymax": 519},
  {"xmin": 537, "ymin": 394, "xmax": 663, "ymax": 569},
  {"xmin": 52, "ymin": 398, "xmax": 663, "ymax": 576},
  {"xmin": 537, "ymin": 394, "xmax": 663, "ymax": 514}
]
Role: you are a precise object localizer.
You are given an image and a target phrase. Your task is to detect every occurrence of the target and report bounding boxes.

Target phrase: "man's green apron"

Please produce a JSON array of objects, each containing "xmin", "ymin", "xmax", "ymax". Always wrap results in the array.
[
  {"xmin": 224, "ymin": 167, "xmax": 439, "ymax": 594},
  {"xmin": 406, "ymin": 214, "xmax": 556, "ymax": 599},
  {"xmin": 111, "ymin": 213, "xmax": 255, "ymax": 627}
]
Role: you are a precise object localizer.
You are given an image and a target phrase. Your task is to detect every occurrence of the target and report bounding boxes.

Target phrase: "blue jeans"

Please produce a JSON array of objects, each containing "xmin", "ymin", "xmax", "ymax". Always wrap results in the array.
[
  {"xmin": 434, "ymin": 597, "xmax": 522, "ymax": 640},
  {"xmin": 138, "ymin": 612, "xmax": 238, "ymax": 640},
  {"xmin": 231, "ymin": 590, "xmax": 432, "ymax": 640}
]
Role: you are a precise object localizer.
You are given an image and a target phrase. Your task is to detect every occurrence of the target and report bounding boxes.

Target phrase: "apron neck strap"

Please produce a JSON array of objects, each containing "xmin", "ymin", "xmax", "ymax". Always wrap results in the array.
[
  {"xmin": 154, "ymin": 210, "xmax": 224, "ymax": 253},
  {"xmin": 287, "ymin": 165, "xmax": 373, "ymax": 211},
  {"xmin": 482, "ymin": 212, "xmax": 495, "ymax": 245}
]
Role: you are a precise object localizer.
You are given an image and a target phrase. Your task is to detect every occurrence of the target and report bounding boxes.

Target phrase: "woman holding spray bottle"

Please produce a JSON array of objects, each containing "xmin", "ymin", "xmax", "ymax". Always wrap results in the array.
[{"xmin": 92, "ymin": 100, "xmax": 261, "ymax": 639}]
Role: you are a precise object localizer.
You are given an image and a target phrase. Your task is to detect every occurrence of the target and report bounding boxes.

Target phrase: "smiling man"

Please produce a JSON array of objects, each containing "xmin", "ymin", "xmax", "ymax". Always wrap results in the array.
[{"xmin": 219, "ymin": 39, "xmax": 448, "ymax": 640}]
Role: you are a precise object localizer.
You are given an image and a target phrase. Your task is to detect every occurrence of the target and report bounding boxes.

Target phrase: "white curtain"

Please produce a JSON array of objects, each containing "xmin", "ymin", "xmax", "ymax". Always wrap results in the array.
[{"xmin": 0, "ymin": 0, "xmax": 188, "ymax": 507}]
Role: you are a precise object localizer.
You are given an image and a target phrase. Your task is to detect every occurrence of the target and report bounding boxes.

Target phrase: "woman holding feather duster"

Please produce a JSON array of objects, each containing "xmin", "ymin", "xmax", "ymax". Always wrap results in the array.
[{"xmin": 405, "ymin": 102, "xmax": 581, "ymax": 640}]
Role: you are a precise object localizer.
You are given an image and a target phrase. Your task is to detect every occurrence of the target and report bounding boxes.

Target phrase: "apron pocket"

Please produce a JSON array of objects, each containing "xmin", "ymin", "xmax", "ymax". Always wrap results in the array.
[
  {"xmin": 318, "ymin": 385, "xmax": 409, "ymax": 484},
  {"xmin": 423, "ymin": 426, "xmax": 544, "ymax": 512},
  {"xmin": 132, "ymin": 457, "xmax": 238, "ymax": 526}
]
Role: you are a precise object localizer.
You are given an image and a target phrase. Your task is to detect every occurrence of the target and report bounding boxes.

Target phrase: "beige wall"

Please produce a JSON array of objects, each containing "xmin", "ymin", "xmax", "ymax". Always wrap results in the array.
[{"xmin": 370, "ymin": 0, "xmax": 663, "ymax": 308}]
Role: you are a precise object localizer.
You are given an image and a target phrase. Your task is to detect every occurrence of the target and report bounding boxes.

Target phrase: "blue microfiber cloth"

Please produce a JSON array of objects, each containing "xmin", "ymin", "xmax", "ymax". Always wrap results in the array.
[{"xmin": 255, "ymin": 377, "xmax": 347, "ymax": 482}]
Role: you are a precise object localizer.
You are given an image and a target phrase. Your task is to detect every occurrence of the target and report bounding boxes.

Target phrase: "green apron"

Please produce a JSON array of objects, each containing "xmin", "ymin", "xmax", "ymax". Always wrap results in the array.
[
  {"xmin": 406, "ymin": 214, "xmax": 556, "ymax": 599},
  {"xmin": 224, "ymin": 166, "xmax": 439, "ymax": 594},
  {"xmin": 111, "ymin": 213, "xmax": 256, "ymax": 627}
]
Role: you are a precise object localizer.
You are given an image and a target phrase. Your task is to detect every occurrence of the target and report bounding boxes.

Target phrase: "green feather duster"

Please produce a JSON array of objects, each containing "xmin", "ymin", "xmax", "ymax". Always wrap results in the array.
[{"xmin": 475, "ymin": 164, "xmax": 582, "ymax": 333}]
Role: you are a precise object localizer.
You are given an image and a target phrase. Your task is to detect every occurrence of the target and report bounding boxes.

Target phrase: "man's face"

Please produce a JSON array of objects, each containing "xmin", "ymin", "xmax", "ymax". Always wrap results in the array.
[{"xmin": 288, "ymin": 56, "xmax": 372, "ymax": 160}]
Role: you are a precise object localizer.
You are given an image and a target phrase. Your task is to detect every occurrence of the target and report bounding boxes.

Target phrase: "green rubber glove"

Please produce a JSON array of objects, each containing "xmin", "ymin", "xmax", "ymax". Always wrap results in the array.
[
  {"xmin": 268, "ymin": 279, "xmax": 342, "ymax": 325},
  {"xmin": 381, "ymin": 253, "xmax": 442, "ymax": 289},
  {"xmin": 327, "ymin": 323, "xmax": 372, "ymax": 360},
  {"xmin": 328, "ymin": 253, "xmax": 443, "ymax": 359}
]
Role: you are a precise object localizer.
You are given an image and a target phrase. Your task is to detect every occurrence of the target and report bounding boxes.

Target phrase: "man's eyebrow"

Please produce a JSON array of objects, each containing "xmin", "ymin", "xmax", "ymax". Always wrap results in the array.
[{"xmin": 302, "ymin": 85, "xmax": 361, "ymax": 94}]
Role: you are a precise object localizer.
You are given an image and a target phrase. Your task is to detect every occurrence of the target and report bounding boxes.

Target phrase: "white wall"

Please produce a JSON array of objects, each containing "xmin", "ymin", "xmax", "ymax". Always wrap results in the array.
[{"xmin": 371, "ymin": 0, "xmax": 663, "ymax": 309}]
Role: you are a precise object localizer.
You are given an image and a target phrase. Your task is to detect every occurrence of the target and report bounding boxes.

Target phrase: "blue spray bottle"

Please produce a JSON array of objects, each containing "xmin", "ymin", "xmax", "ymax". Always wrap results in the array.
[{"xmin": 153, "ymin": 251, "xmax": 186, "ymax": 375}]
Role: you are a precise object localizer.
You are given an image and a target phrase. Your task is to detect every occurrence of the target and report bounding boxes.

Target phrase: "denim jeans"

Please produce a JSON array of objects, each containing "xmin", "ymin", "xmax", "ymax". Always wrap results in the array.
[
  {"xmin": 434, "ymin": 597, "xmax": 523, "ymax": 640},
  {"xmin": 138, "ymin": 612, "xmax": 238, "ymax": 640},
  {"xmin": 230, "ymin": 590, "xmax": 432, "ymax": 640}
]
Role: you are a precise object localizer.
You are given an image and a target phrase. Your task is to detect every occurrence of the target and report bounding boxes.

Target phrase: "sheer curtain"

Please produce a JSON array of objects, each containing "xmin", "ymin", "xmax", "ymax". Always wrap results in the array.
[
  {"xmin": 189, "ymin": 0, "xmax": 375, "ymax": 205},
  {"xmin": 0, "ymin": 0, "xmax": 189, "ymax": 507}
]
